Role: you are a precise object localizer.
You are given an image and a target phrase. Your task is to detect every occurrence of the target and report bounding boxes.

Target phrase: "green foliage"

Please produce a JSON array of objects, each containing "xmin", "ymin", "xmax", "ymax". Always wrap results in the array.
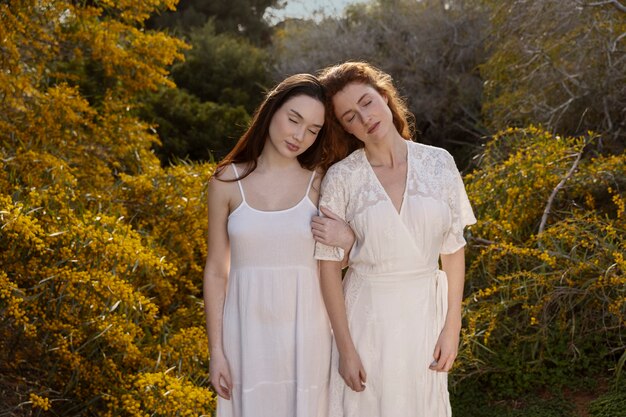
[
  {"xmin": 589, "ymin": 380, "xmax": 626, "ymax": 417},
  {"xmin": 148, "ymin": 0, "xmax": 282, "ymax": 45},
  {"xmin": 271, "ymin": 0, "xmax": 488, "ymax": 160},
  {"xmin": 458, "ymin": 126, "xmax": 626, "ymax": 394},
  {"xmin": 272, "ymin": 1, "xmax": 487, "ymax": 156},
  {"xmin": 172, "ymin": 21, "xmax": 271, "ymax": 113},
  {"xmin": 141, "ymin": 20, "xmax": 271, "ymax": 163},
  {"xmin": 142, "ymin": 87, "xmax": 249, "ymax": 163},
  {"xmin": 452, "ymin": 387, "xmax": 576, "ymax": 417}
]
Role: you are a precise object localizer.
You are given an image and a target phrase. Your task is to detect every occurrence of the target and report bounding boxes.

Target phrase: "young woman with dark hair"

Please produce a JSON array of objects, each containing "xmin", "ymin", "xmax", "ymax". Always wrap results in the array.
[{"xmin": 204, "ymin": 73, "xmax": 353, "ymax": 417}]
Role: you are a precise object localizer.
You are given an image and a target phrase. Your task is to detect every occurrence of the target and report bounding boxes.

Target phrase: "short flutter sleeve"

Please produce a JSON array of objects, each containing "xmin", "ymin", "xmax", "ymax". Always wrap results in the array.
[
  {"xmin": 440, "ymin": 153, "xmax": 477, "ymax": 254},
  {"xmin": 314, "ymin": 166, "xmax": 348, "ymax": 261}
]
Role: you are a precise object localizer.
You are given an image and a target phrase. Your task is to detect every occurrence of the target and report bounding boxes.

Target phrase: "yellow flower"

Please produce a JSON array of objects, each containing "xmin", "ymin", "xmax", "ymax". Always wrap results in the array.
[{"xmin": 29, "ymin": 393, "xmax": 51, "ymax": 411}]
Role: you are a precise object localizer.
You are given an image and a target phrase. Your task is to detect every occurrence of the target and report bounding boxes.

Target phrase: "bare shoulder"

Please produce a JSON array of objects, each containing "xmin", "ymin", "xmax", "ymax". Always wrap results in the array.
[
  {"xmin": 207, "ymin": 164, "xmax": 244, "ymax": 211},
  {"xmin": 308, "ymin": 167, "xmax": 325, "ymax": 204},
  {"xmin": 313, "ymin": 167, "xmax": 325, "ymax": 188}
]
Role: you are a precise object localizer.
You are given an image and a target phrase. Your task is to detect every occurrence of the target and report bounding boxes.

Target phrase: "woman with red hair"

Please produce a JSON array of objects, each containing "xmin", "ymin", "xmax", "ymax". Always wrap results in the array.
[{"xmin": 314, "ymin": 62, "xmax": 476, "ymax": 417}]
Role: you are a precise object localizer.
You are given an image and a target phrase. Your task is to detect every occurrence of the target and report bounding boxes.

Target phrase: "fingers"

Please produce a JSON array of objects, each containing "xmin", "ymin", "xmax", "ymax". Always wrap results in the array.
[
  {"xmin": 340, "ymin": 368, "xmax": 367, "ymax": 392},
  {"xmin": 311, "ymin": 215, "xmax": 325, "ymax": 226},
  {"xmin": 433, "ymin": 344, "xmax": 441, "ymax": 362},
  {"xmin": 311, "ymin": 216, "xmax": 333, "ymax": 245},
  {"xmin": 223, "ymin": 369, "xmax": 233, "ymax": 391},
  {"xmin": 348, "ymin": 374, "xmax": 365, "ymax": 392},
  {"xmin": 312, "ymin": 210, "xmax": 353, "ymax": 248},
  {"xmin": 353, "ymin": 377, "xmax": 365, "ymax": 392},
  {"xmin": 211, "ymin": 371, "xmax": 233, "ymax": 400},
  {"xmin": 311, "ymin": 227, "xmax": 329, "ymax": 244},
  {"xmin": 441, "ymin": 352, "xmax": 457, "ymax": 372},
  {"xmin": 211, "ymin": 376, "xmax": 230, "ymax": 399},
  {"xmin": 351, "ymin": 365, "xmax": 367, "ymax": 392},
  {"xmin": 359, "ymin": 367, "xmax": 367, "ymax": 390},
  {"xmin": 429, "ymin": 350, "xmax": 457, "ymax": 372},
  {"xmin": 319, "ymin": 206, "xmax": 340, "ymax": 219},
  {"xmin": 311, "ymin": 216, "xmax": 334, "ymax": 230},
  {"xmin": 430, "ymin": 343, "xmax": 443, "ymax": 371}
]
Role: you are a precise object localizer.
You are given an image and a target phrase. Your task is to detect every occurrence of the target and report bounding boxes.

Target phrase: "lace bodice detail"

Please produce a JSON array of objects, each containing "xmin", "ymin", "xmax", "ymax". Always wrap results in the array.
[{"xmin": 315, "ymin": 141, "xmax": 476, "ymax": 261}]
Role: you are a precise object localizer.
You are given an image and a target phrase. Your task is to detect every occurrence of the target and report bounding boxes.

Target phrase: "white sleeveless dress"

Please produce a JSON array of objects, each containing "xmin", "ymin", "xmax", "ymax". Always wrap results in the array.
[
  {"xmin": 315, "ymin": 141, "xmax": 476, "ymax": 417},
  {"xmin": 217, "ymin": 165, "xmax": 331, "ymax": 417}
]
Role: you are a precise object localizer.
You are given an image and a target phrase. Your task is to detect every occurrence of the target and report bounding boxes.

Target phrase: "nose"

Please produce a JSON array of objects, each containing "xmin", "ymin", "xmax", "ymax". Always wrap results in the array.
[
  {"xmin": 293, "ymin": 126, "xmax": 305, "ymax": 142},
  {"xmin": 363, "ymin": 113, "xmax": 373, "ymax": 128}
]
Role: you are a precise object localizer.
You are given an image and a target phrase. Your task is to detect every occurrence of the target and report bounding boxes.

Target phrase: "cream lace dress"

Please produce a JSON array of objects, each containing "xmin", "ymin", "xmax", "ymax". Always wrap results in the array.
[
  {"xmin": 315, "ymin": 141, "xmax": 476, "ymax": 417},
  {"xmin": 217, "ymin": 165, "xmax": 332, "ymax": 417}
]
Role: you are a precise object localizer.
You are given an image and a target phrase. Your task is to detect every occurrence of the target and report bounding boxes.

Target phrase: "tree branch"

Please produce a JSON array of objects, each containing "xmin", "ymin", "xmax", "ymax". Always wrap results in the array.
[
  {"xmin": 584, "ymin": 0, "xmax": 626, "ymax": 13},
  {"xmin": 538, "ymin": 150, "xmax": 584, "ymax": 236},
  {"xmin": 469, "ymin": 237, "xmax": 496, "ymax": 246}
]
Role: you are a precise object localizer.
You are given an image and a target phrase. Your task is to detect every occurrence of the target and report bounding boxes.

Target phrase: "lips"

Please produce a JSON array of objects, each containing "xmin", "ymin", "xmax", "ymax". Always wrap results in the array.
[
  {"xmin": 285, "ymin": 141, "xmax": 300, "ymax": 152},
  {"xmin": 367, "ymin": 121, "xmax": 380, "ymax": 134}
]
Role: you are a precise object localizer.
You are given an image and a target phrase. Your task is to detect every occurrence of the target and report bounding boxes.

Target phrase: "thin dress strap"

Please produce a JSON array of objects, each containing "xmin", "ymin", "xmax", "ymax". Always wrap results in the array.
[
  {"xmin": 231, "ymin": 163, "xmax": 246, "ymax": 203},
  {"xmin": 305, "ymin": 170, "xmax": 316, "ymax": 197}
]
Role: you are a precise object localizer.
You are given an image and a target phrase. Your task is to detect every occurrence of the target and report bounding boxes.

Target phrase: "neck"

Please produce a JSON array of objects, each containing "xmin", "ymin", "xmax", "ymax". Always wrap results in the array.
[{"xmin": 363, "ymin": 132, "xmax": 407, "ymax": 168}]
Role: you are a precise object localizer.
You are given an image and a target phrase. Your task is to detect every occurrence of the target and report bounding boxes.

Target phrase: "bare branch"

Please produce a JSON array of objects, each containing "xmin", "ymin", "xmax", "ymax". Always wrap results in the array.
[
  {"xmin": 584, "ymin": 0, "xmax": 626, "ymax": 13},
  {"xmin": 538, "ymin": 150, "xmax": 584, "ymax": 236},
  {"xmin": 611, "ymin": 31, "xmax": 626, "ymax": 52},
  {"xmin": 469, "ymin": 237, "xmax": 496, "ymax": 246},
  {"xmin": 603, "ymin": 97, "xmax": 614, "ymax": 131}
]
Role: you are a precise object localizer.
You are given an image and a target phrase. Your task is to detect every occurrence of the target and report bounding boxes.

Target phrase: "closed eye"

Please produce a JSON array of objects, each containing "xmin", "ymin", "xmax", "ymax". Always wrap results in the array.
[{"xmin": 289, "ymin": 118, "xmax": 298, "ymax": 124}]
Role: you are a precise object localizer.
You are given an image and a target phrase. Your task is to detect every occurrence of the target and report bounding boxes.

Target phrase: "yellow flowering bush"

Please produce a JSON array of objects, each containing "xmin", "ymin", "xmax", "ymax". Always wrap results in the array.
[
  {"xmin": 458, "ymin": 126, "xmax": 625, "ymax": 393},
  {"xmin": 115, "ymin": 372, "xmax": 216, "ymax": 417},
  {"xmin": 0, "ymin": 1, "xmax": 216, "ymax": 415},
  {"xmin": 3, "ymin": 0, "xmax": 622, "ymax": 413}
]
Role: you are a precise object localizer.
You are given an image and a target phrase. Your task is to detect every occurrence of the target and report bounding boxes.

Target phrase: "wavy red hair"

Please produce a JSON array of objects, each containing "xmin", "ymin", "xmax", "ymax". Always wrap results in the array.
[{"xmin": 318, "ymin": 61, "xmax": 416, "ymax": 163}]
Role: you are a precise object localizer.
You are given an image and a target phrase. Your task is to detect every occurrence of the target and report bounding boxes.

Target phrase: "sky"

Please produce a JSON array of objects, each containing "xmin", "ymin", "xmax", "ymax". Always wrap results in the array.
[{"xmin": 264, "ymin": 0, "xmax": 370, "ymax": 23}]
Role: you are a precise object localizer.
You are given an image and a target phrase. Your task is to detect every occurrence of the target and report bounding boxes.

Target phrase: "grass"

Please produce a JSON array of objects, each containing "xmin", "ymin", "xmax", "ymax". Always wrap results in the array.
[{"xmin": 452, "ymin": 376, "xmax": 626, "ymax": 417}]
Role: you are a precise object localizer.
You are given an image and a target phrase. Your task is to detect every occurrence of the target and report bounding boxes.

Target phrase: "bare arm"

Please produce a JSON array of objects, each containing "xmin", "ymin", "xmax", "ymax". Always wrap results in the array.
[
  {"xmin": 319, "ymin": 260, "xmax": 366, "ymax": 392},
  {"xmin": 203, "ymin": 177, "xmax": 234, "ymax": 399},
  {"xmin": 441, "ymin": 247, "xmax": 465, "ymax": 330},
  {"xmin": 430, "ymin": 247, "xmax": 465, "ymax": 372}
]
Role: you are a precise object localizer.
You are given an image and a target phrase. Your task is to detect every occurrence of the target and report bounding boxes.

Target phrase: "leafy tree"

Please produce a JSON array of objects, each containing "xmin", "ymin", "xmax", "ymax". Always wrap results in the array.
[
  {"xmin": 148, "ymin": 0, "xmax": 283, "ymax": 45},
  {"xmin": 141, "ymin": 21, "xmax": 270, "ymax": 163},
  {"xmin": 271, "ymin": 0, "xmax": 488, "ymax": 163},
  {"xmin": 142, "ymin": 87, "xmax": 249, "ymax": 163},
  {"xmin": 171, "ymin": 20, "xmax": 271, "ymax": 113},
  {"xmin": 478, "ymin": 0, "xmax": 626, "ymax": 152}
]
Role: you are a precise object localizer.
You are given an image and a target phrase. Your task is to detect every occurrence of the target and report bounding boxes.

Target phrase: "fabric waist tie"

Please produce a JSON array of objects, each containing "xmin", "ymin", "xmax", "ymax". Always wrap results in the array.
[
  {"xmin": 351, "ymin": 268, "xmax": 437, "ymax": 281},
  {"xmin": 348, "ymin": 268, "xmax": 448, "ymax": 330}
]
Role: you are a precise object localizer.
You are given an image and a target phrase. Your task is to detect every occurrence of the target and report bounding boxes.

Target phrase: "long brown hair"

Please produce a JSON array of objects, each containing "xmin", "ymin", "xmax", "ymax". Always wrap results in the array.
[
  {"xmin": 318, "ymin": 61, "xmax": 416, "ymax": 163},
  {"xmin": 215, "ymin": 73, "xmax": 342, "ymax": 180}
]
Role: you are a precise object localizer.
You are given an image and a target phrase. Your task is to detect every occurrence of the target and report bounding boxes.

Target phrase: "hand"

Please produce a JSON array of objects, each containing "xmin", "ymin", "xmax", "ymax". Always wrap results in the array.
[
  {"xmin": 339, "ymin": 350, "xmax": 367, "ymax": 392},
  {"xmin": 429, "ymin": 324, "xmax": 460, "ymax": 372},
  {"xmin": 311, "ymin": 206, "xmax": 355, "ymax": 250},
  {"xmin": 209, "ymin": 350, "xmax": 233, "ymax": 399}
]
